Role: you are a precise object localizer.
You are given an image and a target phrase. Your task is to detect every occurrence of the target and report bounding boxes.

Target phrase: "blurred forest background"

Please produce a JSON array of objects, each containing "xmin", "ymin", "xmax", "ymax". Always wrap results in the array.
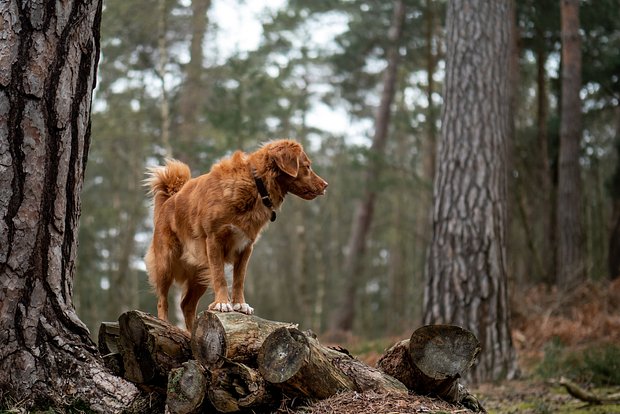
[{"xmin": 74, "ymin": 0, "xmax": 619, "ymax": 361}]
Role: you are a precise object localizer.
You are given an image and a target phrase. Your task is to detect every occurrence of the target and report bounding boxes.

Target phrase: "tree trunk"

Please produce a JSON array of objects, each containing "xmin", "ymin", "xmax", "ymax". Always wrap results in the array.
[
  {"xmin": 535, "ymin": 39, "xmax": 556, "ymax": 284},
  {"xmin": 423, "ymin": 0, "xmax": 518, "ymax": 382},
  {"xmin": 331, "ymin": 0, "xmax": 406, "ymax": 333},
  {"xmin": 0, "ymin": 1, "xmax": 145, "ymax": 410},
  {"xmin": 607, "ymin": 108, "xmax": 620, "ymax": 280},
  {"xmin": 557, "ymin": 0, "xmax": 585, "ymax": 288},
  {"xmin": 177, "ymin": 0, "xmax": 210, "ymax": 166}
]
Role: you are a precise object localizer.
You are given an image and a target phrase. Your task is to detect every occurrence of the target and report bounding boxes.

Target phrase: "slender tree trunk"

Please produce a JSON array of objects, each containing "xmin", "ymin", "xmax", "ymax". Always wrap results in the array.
[
  {"xmin": 556, "ymin": 0, "xmax": 585, "ymax": 288},
  {"xmin": 423, "ymin": 0, "xmax": 518, "ymax": 382},
  {"xmin": 536, "ymin": 40, "xmax": 556, "ymax": 283},
  {"xmin": 0, "ymin": 1, "xmax": 142, "ymax": 410},
  {"xmin": 330, "ymin": 0, "xmax": 406, "ymax": 333},
  {"xmin": 157, "ymin": 0, "xmax": 172, "ymax": 158},
  {"xmin": 177, "ymin": 0, "xmax": 210, "ymax": 166},
  {"xmin": 607, "ymin": 108, "xmax": 620, "ymax": 280}
]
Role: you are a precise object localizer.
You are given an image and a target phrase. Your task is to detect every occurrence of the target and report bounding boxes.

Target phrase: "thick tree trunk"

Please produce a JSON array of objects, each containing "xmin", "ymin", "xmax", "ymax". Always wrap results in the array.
[
  {"xmin": 557, "ymin": 0, "xmax": 585, "ymax": 288},
  {"xmin": 423, "ymin": 0, "xmax": 518, "ymax": 382},
  {"xmin": 331, "ymin": 0, "xmax": 406, "ymax": 333},
  {"xmin": 0, "ymin": 1, "xmax": 144, "ymax": 410}
]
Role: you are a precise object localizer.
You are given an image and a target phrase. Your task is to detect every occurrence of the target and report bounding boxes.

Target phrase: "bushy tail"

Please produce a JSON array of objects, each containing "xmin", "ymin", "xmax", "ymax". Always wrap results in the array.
[{"xmin": 145, "ymin": 159, "xmax": 191, "ymax": 209}]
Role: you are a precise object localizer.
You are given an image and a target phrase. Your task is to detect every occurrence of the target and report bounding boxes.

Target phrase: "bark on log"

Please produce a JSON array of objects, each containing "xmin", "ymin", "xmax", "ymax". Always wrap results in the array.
[
  {"xmin": 377, "ymin": 325, "xmax": 481, "ymax": 405},
  {"xmin": 166, "ymin": 360, "xmax": 210, "ymax": 414},
  {"xmin": 98, "ymin": 321, "xmax": 124, "ymax": 376},
  {"xmin": 258, "ymin": 327, "xmax": 407, "ymax": 399},
  {"xmin": 118, "ymin": 310, "xmax": 192, "ymax": 385},
  {"xmin": 191, "ymin": 310, "xmax": 295, "ymax": 369},
  {"xmin": 208, "ymin": 360, "xmax": 280, "ymax": 413}
]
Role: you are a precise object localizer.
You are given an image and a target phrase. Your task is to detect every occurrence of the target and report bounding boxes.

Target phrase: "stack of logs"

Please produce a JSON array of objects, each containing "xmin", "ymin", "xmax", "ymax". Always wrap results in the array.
[{"xmin": 98, "ymin": 310, "xmax": 485, "ymax": 413}]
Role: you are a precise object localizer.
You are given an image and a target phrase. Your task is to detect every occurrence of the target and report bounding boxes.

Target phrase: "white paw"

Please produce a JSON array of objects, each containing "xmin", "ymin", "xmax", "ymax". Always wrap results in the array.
[
  {"xmin": 211, "ymin": 302, "xmax": 233, "ymax": 312},
  {"xmin": 233, "ymin": 303, "xmax": 254, "ymax": 315}
]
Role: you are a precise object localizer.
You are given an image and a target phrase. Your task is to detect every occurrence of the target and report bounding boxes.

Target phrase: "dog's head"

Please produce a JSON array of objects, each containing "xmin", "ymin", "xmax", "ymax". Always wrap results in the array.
[{"xmin": 267, "ymin": 140, "xmax": 328, "ymax": 200}]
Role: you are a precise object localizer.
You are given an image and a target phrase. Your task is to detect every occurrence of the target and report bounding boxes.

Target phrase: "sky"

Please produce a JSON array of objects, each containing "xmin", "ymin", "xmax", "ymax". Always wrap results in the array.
[{"xmin": 209, "ymin": 0, "xmax": 372, "ymax": 146}]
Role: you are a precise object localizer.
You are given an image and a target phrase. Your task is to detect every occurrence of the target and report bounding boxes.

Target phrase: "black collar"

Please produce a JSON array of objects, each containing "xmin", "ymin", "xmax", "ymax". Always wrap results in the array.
[{"xmin": 252, "ymin": 169, "xmax": 276, "ymax": 222}]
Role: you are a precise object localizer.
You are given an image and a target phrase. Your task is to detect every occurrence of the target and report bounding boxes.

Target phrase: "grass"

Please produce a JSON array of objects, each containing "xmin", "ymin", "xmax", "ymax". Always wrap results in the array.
[{"xmin": 536, "ymin": 337, "xmax": 620, "ymax": 386}]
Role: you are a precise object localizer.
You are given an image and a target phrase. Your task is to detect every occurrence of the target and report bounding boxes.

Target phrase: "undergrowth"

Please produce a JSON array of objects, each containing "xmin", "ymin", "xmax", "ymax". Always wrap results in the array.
[{"xmin": 536, "ymin": 337, "xmax": 620, "ymax": 386}]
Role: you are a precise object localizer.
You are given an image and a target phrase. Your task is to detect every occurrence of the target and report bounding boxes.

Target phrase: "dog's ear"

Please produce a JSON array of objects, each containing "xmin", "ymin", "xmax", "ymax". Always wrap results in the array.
[{"xmin": 272, "ymin": 144, "xmax": 300, "ymax": 177}]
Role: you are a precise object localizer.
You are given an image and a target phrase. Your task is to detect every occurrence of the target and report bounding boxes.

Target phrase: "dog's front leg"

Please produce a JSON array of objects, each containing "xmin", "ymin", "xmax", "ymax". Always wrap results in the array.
[
  {"xmin": 232, "ymin": 244, "xmax": 254, "ymax": 315},
  {"xmin": 206, "ymin": 238, "xmax": 233, "ymax": 312}
]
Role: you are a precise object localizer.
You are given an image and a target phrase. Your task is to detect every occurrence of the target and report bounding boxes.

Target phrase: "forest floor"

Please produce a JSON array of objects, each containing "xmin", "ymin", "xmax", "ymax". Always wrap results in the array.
[{"xmin": 297, "ymin": 279, "xmax": 620, "ymax": 414}]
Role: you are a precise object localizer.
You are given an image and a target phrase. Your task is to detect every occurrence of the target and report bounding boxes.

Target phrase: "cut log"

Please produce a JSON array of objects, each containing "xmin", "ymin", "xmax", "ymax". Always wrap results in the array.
[
  {"xmin": 258, "ymin": 327, "xmax": 407, "ymax": 399},
  {"xmin": 377, "ymin": 325, "xmax": 482, "ymax": 406},
  {"xmin": 208, "ymin": 360, "xmax": 280, "ymax": 413},
  {"xmin": 191, "ymin": 310, "xmax": 295, "ymax": 369},
  {"xmin": 118, "ymin": 310, "xmax": 192, "ymax": 385},
  {"xmin": 166, "ymin": 360, "xmax": 210, "ymax": 414}
]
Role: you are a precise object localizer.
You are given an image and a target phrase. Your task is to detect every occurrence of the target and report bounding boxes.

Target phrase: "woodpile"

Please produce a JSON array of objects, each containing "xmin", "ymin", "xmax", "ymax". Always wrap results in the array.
[{"xmin": 99, "ymin": 310, "xmax": 485, "ymax": 413}]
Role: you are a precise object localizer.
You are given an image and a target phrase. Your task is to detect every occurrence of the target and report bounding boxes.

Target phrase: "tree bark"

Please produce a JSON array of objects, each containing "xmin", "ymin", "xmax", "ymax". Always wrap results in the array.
[
  {"xmin": 208, "ymin": 360, "xmax": 280, "ymax": 412},
  {"xmin": 257, "ymin": 327, "xmax": 407, "ymax": 399},
  {"xmin": 118, "ymin": 310, "xmax": 192, "ymax": 386},
  {"xmin": 423, "ymin": 0, "xmax": 518, "ymax": 382},
  {"xmin": 191, "ymin": 310, "xmax": 295, "ymax": 369},
  {"xmin": 176, "ymin": 0, "xmax": 210, "ymax": 166},
  {"xmin": 0, "ymin": 1, "xmax": 144, "ymax": 410},
  {"xmin": 557, "ymin": 0, "xmax": 585, "ymax": 288},
  {"xmin": 331, "ymin": 0, "xmax": 407, "ymax": 333},
  {"xmin": 377, "ymin": 326, "xmax": 484, "ymax": 411}
]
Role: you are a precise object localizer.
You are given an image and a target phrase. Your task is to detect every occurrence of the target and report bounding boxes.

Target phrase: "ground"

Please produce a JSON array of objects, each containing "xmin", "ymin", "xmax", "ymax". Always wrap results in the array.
[{"xmin": 295, "ymin": 279, "xmax": 620, "ymax": 414}]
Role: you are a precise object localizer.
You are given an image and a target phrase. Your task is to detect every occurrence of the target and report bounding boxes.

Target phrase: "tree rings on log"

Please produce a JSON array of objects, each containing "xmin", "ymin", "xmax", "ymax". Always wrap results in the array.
[
  {"xmin": 191, "ymin": 310, "xmax": 295, "ymax": 369},
  {"xmin": 258, "ymin": 327, "xmax": 356, "ymax": 399},
  {"xmin": 409, "ymin": 324, "xmax": 481, "ymax": 386}
]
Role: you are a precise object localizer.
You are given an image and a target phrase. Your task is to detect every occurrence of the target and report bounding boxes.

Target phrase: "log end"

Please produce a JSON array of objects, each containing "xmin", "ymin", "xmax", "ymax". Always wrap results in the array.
[
  {"xmin": 191, "ymin": 311, "xmax": 227, "ymax": 369},
  {"xmin": 409, "ymin": 325, "xmax": 481, "ymax": 381},
  {"xmin": 257, "ymin": 327, "xmax": 309, "ymax": 384}
]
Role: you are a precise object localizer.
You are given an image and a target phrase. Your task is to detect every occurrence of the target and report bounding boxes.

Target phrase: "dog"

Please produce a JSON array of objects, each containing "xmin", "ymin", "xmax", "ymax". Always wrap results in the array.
[{"xmin": 144, "ymin": 139, "xmax": 328, "ymax": 331}]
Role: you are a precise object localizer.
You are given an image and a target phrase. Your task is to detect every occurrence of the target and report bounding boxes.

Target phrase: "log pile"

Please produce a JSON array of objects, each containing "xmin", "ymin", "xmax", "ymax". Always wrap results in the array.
[{"xmin": 99, "ymin": 310, "xmax": 485, "ymax": 413}]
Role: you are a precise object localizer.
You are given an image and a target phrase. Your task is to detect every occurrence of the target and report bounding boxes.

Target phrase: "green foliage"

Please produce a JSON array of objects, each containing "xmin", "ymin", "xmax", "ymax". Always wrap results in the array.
[{"xmin": 536, "ymin": 338, "xmax": 620, "ymax": 386}]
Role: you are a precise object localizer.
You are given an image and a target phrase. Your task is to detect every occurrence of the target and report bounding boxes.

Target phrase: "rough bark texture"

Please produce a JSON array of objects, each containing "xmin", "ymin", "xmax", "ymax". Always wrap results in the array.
[
  {"xmin": 377, "ymin": 326, "xmax": 481, "ymax": 403},
  {"xmin": 557, "ymin": 0, "xmax": 585, "ymax": 288},
  {"xmin": 258, "ymin": 327, "xmax": 407, "ymax": 399},
  {"xmin": 191, "ymin": 310, "xmax": 295, "ymax": 369},
  {"xmin": 118, "ymin": 310, "xmax": 192, "ymax": 386},
  {"xmin": 208, "ymin": 360, "xmax": 280, "ymax": 413},
  {"xmin": 0, "ymin": 1, "xmax": 143, "ymax": 411},
  {"xmin": 332, "ymin": 0, "xmax": 406, "ymax": 333},
  {"xmin": 423, "ymin": 0, "xmax": 518, "ymax": 382}
]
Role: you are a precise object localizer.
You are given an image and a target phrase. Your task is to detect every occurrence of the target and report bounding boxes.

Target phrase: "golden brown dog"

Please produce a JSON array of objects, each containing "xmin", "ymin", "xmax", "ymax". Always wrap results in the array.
[{"xmin": 144, "ymin": 139, "xmax": 328, "ymax": 331}]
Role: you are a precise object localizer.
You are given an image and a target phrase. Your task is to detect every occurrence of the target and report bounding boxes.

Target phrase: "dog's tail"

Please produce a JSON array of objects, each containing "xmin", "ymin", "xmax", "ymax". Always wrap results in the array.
[{"xmin": 145, "ymin": 159, "xmax": 191, "ymax": 208}]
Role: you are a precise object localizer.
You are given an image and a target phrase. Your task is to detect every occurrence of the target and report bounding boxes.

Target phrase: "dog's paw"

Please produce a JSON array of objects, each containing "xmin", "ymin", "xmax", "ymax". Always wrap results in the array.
[
  {"xmin": 233, "ymin": 303, "xmax": 254, "ymax": 315},
  {"xmin": 210, "ymin": 302, "xmax": 233, "ymax": 312}
]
